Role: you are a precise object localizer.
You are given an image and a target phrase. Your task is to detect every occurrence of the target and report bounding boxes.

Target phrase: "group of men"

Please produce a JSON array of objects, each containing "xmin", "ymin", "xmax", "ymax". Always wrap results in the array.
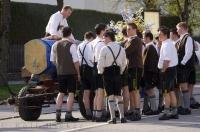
[{"xmin": 46, "ymin": 5, "xmax": 200, "ymax": 123}]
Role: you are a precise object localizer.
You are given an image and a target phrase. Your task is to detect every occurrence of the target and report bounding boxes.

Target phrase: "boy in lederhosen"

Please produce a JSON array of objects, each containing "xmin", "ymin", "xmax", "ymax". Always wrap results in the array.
[
  {"xmin": 50, "ymin": 27, "xmax": 80, "ymax": 122},
  {"xmin": 91, "ymin": 23, "xmax": 107, "ymax": 122},
  {"xmin": 77, "ymin": 31, "xmax": 96, "ymax": 120},
  {"xmin": 158, "ymin": 26, "xmax": 179, "ymax": 120},
  {"xmin": 176, "ymin": 22, "xmax": 197, "ymax": 114},
  {"xmin": 97, "ymin": 29, "xmax": 127, "ymax": 124},
  {"xmin": 124, "ymin": 23, "xmax": 143, "ymax": 121},
  {"xmin": 142, "ymin": 31, "xmax": 159, "ymax": 115}
]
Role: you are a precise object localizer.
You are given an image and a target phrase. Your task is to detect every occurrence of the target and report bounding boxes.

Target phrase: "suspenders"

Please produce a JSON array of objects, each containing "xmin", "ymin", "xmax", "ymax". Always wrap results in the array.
[
  {"xmin": 79, "ymin": 42, "xmax": 89, "ymax": 66},
  {"xmin": 107, "ymin": 45, "xmax": 121, "ymax": 66}
]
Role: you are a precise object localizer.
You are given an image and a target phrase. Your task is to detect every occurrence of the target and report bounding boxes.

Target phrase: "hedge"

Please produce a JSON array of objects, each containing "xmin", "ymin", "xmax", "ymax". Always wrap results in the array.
[{"xmin": 10, "ymin": 2, "xmax": 180, "ymax": 42}]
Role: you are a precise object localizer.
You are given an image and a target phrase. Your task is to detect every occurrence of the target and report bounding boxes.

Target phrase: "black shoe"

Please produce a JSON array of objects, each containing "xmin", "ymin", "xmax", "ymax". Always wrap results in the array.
[
  {"xmin": 179, "ymin": 108, "xmax": 191, "ymax": 115},
  {"xmin": 95, "ymin": 117, "xmax": 107, "ymax": 122},
  {"xmin": 143, "ymin": 110, "xmax": 159, "ymax": 115},
  {"xmin": 159, "ymin": 113, "xmax": 170, "ymax": 120},
  {"xmin": 56, "ymin": 110, "xmax": 61, "ymax": 122},
  {"xmin": 107, "ymin": 118, "xmax": 117, "ymax": 124},
  {"xmin": 169, "ymin": 113, "xmax": 179, "ymax": 119},
  {"xmin": 129, "ymin": 113, "xmax": 141, "ymax": 121},
  {"xmin": 56, "ymin": 114, "xmax": 61, "ymax": 122},
  {"xmin": 65, "ymin": 116, "xmax": 79, "ymax": 122},
  {"xmin": 120, "ymin": 118, "xmax": 127, "ymax": 123},
  {"xmin": 190, "ymin": 103, "xmax": 200, "ymax": 109}
]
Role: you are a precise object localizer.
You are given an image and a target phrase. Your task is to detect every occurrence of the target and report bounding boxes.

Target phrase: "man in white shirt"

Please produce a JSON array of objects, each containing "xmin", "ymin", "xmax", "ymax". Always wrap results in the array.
[
  {"xmin": 90, "ymin": 23, "xmax": 107, "ymax": 122},
  {"xmin": 45, "ymin": 5, "xmax": 74, "ymax": 41},
  {"xmin": 77, "ymin": 31, "xmax": 96, "ymax": 120},
  {"xmin": 50, "ymin": 27, "xmax": 80, "ymax": 122},
  {"xmin": 97, "ymin": 29, "xmax": 127, "ymax": 124},
  {"xmin": 176, "ymin": 22, "xmax": 196, "ymax": 114},
  {"xmin": 157, "ymin": 26, "xmax": 179, "ymax": 120}
]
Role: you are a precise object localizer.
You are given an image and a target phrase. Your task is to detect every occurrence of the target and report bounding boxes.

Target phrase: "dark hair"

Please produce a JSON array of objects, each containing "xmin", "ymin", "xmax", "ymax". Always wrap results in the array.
[
  {"xmin": 104, "ymin": 29, "xmax": 116, "ymax": 41},
  {"xmin": 144, "ymin": 31, "xmax": 153, "ymax": 41},
  {"xmin": 122, "ymin": 27, "xmax": 127, "ymax": 37},
  {"xmin": 63, "ymin": 5, "xmax": 73, "ymax": 11},
  {"xmin": 95, "ymin": 23, "xmax": 107, "ymax": 35},
  {"xmin": 84, "ymin": 31, "xmax": 96, "ymax": 40},
  {"xmin": 127, "ymin": 22, "xmax": 138, "ymax": 30},
  {"xmin": 136, "ymin": 30, "xmax": 143, "ymax": 39},
  {"xmin": 158, "ymin": 26, "xmax": 170, "ymax": 38},
  {"xmin": 62, "ymin": 27, "xmax": 72, "ymax": 37},
  {"xmin": 170, "ymin": 28, "xmax": 179, "ymax": 37}
]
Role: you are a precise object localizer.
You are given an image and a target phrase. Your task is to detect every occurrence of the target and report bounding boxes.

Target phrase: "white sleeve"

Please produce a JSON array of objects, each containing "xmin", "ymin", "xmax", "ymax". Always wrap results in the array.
[
  {"xmin": 77, "ymin": 45, "xmax": 82, "ymax": 64},
  {"xmin": 97, "ymin": 47, "xmax": 106, "ymax": 74},
  {"xmin": 70, "ymin": 44, "xmax": 79, "ymax": 63},
  {"xmin": 181, "ymin": 37, "xmax": 193, "ymax": 65},
  {"xmin": 49, "ymin": 14, "xmax": 61, "ymax": 36},
  {"xmin": 50, "ymin": 43, "xmax": 57, "ymax": 62}
]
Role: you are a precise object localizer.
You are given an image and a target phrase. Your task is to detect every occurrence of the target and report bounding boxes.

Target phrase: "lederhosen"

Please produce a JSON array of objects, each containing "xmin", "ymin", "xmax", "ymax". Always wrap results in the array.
[
  {"xmin": 79, "ymin": 43, "xmax": 94, "ymax": 91},
  {"xmin": 177, "ymin": 34, "xmax": 196, "ymax": 84},
  {"xmin": 93, "ymin": 41, "xmax": 104, "ymax": 90},
  {"xmin": 103, "ymin": 46, "xmax": 122, "ymax": 96},
  {"xmin": 143, "ymin": 44, "xmax": 159, "ymax": 90}
]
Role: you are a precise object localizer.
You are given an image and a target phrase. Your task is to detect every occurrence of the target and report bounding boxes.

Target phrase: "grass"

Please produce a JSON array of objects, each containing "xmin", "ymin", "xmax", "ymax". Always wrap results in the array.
[
  {"xmin": 196, "ymin": 71, "xmax": 200, "ymax": 82},
  {"xmin": 0, "ymin": 84, "xmax": 24, "ymax": 101}
]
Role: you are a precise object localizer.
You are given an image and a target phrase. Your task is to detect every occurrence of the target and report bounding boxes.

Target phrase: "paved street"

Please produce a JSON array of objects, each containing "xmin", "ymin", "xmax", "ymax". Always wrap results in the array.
[{"xmin": 0, "ymin": 85, "xmax": 200, "ymax": 132}]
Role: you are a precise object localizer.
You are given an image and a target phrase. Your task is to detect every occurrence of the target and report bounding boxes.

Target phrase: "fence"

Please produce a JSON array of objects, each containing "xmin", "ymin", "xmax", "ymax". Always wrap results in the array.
[{"xmin": 8, "ymin": 40, "xmax": 27, "ymax": 80}]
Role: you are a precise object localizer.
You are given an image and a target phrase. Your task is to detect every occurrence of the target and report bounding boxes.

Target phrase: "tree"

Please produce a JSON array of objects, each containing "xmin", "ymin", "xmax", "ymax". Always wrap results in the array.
[
  {"xmin": 0, "ymin": 0, "xmax": 11, "ymax": 86},
  {"xmin": 57, "ymin": 0, "xmax": 63, "ymax": 10}
]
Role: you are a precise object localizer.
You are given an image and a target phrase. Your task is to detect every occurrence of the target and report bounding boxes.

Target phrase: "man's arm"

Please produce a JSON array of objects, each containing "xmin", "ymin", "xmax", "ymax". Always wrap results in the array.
[
  {"xmin": 50, "ymin": 43, "xmax": 57, "ymax": 65},
  {"xmin": 97, "ymin": 47, "xmax": 106, "ymax": 74},
  {"xmin": 162, "ymin": 60, "xmax": 170, "ymax": 72},
  {"xmin": 74, "ymin": 61, "xmax": 80, "ymax": 81}
]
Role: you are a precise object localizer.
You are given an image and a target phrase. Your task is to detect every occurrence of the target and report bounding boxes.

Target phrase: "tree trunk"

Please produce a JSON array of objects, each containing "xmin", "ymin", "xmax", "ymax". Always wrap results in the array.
[
  {"xmin": 57, "ymin": 0, "xmax": 63, "ymax": 10},
  {"xmin": 0, "ymin": 0, "xmax": 10, "ymax": 86}
]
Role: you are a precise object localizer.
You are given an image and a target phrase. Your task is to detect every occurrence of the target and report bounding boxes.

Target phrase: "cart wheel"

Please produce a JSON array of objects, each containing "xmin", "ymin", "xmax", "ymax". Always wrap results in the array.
[{"xmin": 18, "ymin": 85, "xmax": 43, "ymax": 121}]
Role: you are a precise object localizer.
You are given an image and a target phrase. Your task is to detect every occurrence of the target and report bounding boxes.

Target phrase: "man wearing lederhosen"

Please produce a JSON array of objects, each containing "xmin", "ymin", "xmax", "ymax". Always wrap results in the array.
[
  {"xmin": 158, "ymin": 26, "xmax": 179, "ymax": 120},
  {"xmin": 124, "ymin": 23, "xmax": 143, "ymax": 121},
  {"xmin": 77, "ymin": 31, "xmax": 96, "ymax": 120},
  {"xmin": 142, "ymin": 31, "xmax": 159, "ymax": 115},
  {"xmin": 176, "ymin": 22, "xmax": 196, "ymax": 114},
  {"xmin": 90, "ymin": 23, "xmax": 107, "ymax": 122},
  {"xmin": 50, "ymin": 27, "xmax": 79, "ymax": 122},
  {"xmin": 120, "ymin": 27, "xmax": 130, "ymax": 117},
  {"xmin": 97, "ymin": 29, "xmax": 127, "ymax": 124}
]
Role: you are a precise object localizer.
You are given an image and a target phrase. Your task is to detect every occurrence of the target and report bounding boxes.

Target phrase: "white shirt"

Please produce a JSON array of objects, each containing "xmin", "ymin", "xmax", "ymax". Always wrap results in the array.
[
  {"xmin": 91, "ymin": 37, "xmax": 106, "ymax": 63},
  {"xmin": 97, "ymin": 42, "xmax": 127, "ymax": 74},
  {"xmin": 50, "ymin": 38, "xmax": 79, "ymax": 64},
  {"xmin": 77, "ymin": 40, "xmax": 94, "ymax": 67},
  {"xmin": 180, "ymin": 33, "xmax": 193, "ymax": 65},
  {"xmin": 46, "ymin": 11, "xmax": 69, "ymax": 37},
  {"xmin": 158, "ymin": 39, "xmax": 178, "ymax": 69}
]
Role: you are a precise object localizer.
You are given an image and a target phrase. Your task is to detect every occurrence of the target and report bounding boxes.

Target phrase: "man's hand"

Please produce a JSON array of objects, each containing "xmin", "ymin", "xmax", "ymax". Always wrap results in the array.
[{"xmin": 162, "ymin": 60, "xmax": 170, "ymax": 72}]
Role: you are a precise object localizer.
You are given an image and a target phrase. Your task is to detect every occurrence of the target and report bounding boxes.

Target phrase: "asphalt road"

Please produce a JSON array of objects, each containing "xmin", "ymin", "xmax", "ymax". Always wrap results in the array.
[{"xmin": 0, "ymin": 85, "xmax": 200, "ymax": 132}]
